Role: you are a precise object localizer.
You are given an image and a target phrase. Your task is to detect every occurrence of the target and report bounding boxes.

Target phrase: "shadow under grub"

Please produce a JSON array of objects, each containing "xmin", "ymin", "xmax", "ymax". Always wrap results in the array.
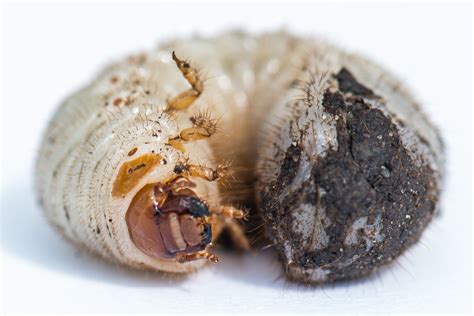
[
  {"xmin": 215, "ymin": 249, "xmax": 422, "ymax": 298},
  {"xmin": 213, "ymin": 232, "xmax": 415, "ymax": 292}
]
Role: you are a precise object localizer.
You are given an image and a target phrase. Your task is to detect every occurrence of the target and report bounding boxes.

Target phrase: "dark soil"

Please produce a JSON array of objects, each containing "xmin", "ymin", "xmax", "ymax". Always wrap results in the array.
[{"xmin": 259, "ymin": 69, "xmax": 439, "ymax": 283}]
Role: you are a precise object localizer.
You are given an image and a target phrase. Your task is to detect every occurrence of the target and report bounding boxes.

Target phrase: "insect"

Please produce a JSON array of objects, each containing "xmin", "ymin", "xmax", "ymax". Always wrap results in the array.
[{"xmin": 36, "ymin": 31, "xmax": 444, "ymax": 281}]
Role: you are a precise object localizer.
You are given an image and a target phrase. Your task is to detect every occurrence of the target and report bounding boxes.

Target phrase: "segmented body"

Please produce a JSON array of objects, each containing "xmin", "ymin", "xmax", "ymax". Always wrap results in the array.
[{"xmin": 36, "ymin": 31, "xmax": 443, "ymax": 280}]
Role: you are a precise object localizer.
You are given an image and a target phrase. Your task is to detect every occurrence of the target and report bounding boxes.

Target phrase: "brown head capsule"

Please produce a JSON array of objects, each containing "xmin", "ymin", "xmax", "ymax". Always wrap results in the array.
[{"xmin": 126, "ymin": 177, "xmax": 217, "ymax": 263}]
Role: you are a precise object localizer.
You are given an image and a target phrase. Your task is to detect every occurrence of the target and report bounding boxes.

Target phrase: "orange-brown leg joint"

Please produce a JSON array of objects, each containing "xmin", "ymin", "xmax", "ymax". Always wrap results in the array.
[
  {"xmin": 167, "ymin": 52, "xmax": 203, "ymax": 111},
  {"xmin": 213, "ymin": 205, "xmax": 249, "ymax": 220},
  {"xmin": 167, "ymin": 90, "xmax": 199, "ymax": 111},
  {"xmin": 180, "ymin": 126, "xmax": 213, "ymax": 141},
  {"xmin": 177, "ymin": 251, "xmax": 219, "ymax": 263},
  {"xmin": 167, "ymin": 138, "xmax": 187, "ymax": 153},
  {"xmin": 187, "ymin": 164, "xmax": 219, "ymax": 181},
  {"xmin": 167, "ymin": 108, "xmax": 219, "ymax": 151}
]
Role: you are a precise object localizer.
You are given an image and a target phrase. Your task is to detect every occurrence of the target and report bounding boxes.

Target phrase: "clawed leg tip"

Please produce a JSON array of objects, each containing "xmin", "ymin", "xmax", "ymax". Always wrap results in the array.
[
  {"xmin": 209, "ymin": 255, "xmax": 219, "ymax": 263},
  {"xmin": 176, "ymin": 251, "xmax": 219, "ymax": 264}
]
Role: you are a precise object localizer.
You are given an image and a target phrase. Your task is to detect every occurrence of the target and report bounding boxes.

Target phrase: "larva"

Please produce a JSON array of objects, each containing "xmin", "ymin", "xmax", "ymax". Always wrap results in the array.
[
  {"xmin": 36, "ymin": 31, "xmax": 443, "ymax": 281},
  {"xmin": 36, "ymin": 38, "xmax": 253, "ymax": 273}
]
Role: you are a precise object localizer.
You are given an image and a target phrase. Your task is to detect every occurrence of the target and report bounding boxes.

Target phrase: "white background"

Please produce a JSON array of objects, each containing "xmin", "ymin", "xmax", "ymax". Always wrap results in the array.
[{"xmin": 1, "ymin": 1, "xmax": 472, "ymax": 314}]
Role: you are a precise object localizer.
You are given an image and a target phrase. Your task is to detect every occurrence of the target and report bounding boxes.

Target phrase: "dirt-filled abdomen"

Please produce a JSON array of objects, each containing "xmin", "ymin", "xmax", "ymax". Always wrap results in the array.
[{"xmin": 256, "ymin": 67, "xmax": 443, "ymax": 283}]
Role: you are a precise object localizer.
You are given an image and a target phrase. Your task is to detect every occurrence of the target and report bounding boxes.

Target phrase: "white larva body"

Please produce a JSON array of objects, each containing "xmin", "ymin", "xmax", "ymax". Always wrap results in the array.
[
  {"xmin": 35, "ymin": 46, "xmax": 236, "ymax": 272},
  {"xmin": 36, "ymin": 31, "xmax": 312, "ymax": 272},
  {"xmin": 36, "ymin": 31, "xmax": 443, "ymax": 278},
  {"xmin": 36, "ymin": 60, "xmax": 220, "ymax": 272}
]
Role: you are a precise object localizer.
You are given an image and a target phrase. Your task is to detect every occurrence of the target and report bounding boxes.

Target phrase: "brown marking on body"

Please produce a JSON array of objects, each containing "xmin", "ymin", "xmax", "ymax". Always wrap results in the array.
[
  {"xmin": 128, "ymin": 147, "xmax": 138, "ymax": 156},
  {"xmin": 110, "ymin": 76, "xmax": 119, "ymax": 84},
  {"xmin": 112, "ymin": 153, "xmax": 162, "ymax": 197},
  {"xmin": 125, "ymin": 95, "xmax": 134, "ymax": 106},
  {"xmin": 113, "ymin": 97, "xmax": 123, "ymax": 106}
]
